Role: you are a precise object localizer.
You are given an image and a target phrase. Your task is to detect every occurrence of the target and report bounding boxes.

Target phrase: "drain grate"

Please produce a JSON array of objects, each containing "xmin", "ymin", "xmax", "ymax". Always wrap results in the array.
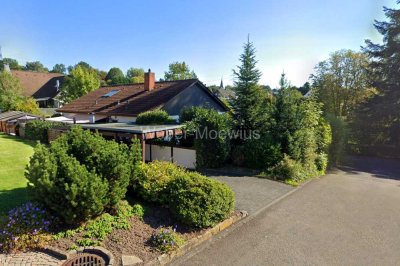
[{"xmin": 62, "ymin": 253, "xmax": 106, "ymax": 266}]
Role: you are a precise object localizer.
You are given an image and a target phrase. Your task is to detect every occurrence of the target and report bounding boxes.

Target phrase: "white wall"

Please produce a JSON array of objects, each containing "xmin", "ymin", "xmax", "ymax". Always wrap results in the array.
[
  {"xmin": 145, "ymin": 144, "xmax": 196, "ymax": 169},
  {"xmin": 112, "ymin": 116, "xmax": 137, "ymax": 123}
]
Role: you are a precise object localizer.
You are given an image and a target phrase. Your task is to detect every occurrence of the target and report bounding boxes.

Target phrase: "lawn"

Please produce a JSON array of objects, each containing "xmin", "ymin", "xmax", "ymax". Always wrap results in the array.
[{"xmin": 0, "ymin": 133, "xmax": 36, "ymax": 215}]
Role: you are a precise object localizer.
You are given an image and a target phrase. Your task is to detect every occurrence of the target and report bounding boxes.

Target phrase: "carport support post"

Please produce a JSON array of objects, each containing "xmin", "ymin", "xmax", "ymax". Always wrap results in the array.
[{"xmin": 140, "ymin": 134, "xmax": 146, "ymax": 162}]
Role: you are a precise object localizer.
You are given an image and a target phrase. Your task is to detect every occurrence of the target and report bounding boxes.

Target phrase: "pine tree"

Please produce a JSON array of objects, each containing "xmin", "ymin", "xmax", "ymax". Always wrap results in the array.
[
  {"xmin": 231, "ymin": 38, "xmax": 274, "ymax": 131},
  {"xmin": 353, "ymin": 4, "xmax": 400, "ymax": 152}
]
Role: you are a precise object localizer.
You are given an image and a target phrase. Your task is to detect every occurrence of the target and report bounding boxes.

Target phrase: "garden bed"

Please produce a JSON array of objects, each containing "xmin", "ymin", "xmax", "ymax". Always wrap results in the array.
[{"xmin": 46, "ymin": 201, "xmax": 243, "ymax": 265}]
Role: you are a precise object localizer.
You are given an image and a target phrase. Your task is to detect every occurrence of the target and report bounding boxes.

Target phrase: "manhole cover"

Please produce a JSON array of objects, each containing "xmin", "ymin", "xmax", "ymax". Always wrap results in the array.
[{"xmin": 62, "ymin": 253, "xmax": 106, "ymax": 266}]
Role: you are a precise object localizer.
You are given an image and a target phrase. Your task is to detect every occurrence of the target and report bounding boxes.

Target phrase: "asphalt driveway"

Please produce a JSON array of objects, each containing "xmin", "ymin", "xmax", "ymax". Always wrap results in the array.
[
  {"xmin": 174, "ymin": 157, "xmax": 400, "ymax": 266},
  {"xmin": 204, "ymin": 169, "xmax": 293, "ymax": 215}
]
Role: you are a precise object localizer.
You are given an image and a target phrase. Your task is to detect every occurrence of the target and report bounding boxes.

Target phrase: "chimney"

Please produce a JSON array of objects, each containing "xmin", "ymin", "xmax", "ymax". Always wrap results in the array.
[{"xmin": 144, "ymin": 69, "xmax": 155, "ymax": 91}]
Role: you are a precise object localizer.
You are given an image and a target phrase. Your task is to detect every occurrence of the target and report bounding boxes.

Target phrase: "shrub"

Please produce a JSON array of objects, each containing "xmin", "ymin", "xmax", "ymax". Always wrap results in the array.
[
  {"xmin": 25, "ymin": 120, "xmax": 65, "ymax": 143},
  {"xmin": 241, "ymin": 134, "xmax": 282, "ymax": 169},
  {"xmin": 181, "ymin": 107, "xmax": 232, "ymax": 168},
  {"xmin": 315, "ymin": 153, "xmax": 328, "ymax": 173},
  {"xmin": 0, "ymin": 202, "xmax": 57, "ymax": 253},
  {"xmin": 326, "ymin": 114, "xmax": 347, "ymax": 166},
  {"xmin": 134, "ymin": 161, "xmax": 184, "ymax": 205},
  {"xmin": 54, "ymin": 201, "xmax": 140, "ymax": 248},
  {"xmin": 269, "ymin": 155, "xmax": 306, "ymax": 183},
  {"xmin": 151, "ymin": 226, "xmax": 185, "ymax": 253},
  {"xmin": 168, "ymin": 172, "xmax": 235, "ymax": 228},
  {"xmin": 136, "ymin": 110, "xmax": 175, "ymax": 125},
  {"xmin": 25, "ymin": 127, "xmax": 141, "ymax": 224}
]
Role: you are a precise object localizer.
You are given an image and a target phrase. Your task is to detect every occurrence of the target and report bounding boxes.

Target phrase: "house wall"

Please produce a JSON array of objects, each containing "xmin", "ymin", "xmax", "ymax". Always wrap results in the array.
[
  {"xmin": 63, "ymin": 113, "xmax": 107, "ymax": 122},
  {"xmin": 111, "ymin": 116, "xmax": 137, "ymax": 123},
  {"xmin": 162, "ymin": 84, "xmax": 226, "ymax": 116},
  {"xmin": 145, "ymin": 144, "xmax": 196, "ymax": 169}
]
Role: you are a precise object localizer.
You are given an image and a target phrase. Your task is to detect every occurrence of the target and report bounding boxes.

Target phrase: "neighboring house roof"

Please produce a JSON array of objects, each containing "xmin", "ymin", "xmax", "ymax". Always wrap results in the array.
[
  {"xmin": 217, "ymin": 88, "xmax": 235, "ymax": 100},
  {"xmin": 0, "ymin": 111, "xmax": 39, "ymax": 122},
  {"xmin": 11, "ymin": 70, "xmax": 65, "ymax": 100},
  {"xmin": 57, "ymin": 79, "xmax": 227, "ymax": 116}
]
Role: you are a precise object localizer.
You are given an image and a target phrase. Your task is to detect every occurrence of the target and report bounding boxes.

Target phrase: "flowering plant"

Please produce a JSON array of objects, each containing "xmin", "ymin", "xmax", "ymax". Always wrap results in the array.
[
  {"xmin": 151, "ymin": 225, "xmax": 185, "ymax": 253},
  {"xmin": 0, "ymin": 202, "xmax": 57, "ymax": 252}
]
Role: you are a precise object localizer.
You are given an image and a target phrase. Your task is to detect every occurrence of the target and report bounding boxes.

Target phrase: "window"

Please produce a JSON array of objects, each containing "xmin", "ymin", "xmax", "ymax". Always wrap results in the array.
[{"xmin": 101, "ymin": 90, "xmax": 119, "ymax": 98}]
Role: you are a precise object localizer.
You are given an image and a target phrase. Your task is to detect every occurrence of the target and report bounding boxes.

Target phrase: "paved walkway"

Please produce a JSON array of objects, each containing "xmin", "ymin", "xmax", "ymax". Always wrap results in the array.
[
  {"xmin": 174, "ymin": 157, "xmax": 400, "ymax": 266},
  {"xmin": 0, "ymin": 251, "xmax": 62, "ymax": 266},
  {"xmin": 203, "ymin": 169, "xmax": 293, "ymax": 214}
]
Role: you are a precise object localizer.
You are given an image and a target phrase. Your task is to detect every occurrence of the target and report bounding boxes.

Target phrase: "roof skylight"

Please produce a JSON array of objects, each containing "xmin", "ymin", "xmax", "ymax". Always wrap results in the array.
[{"xmin": 101, "ymin": 90, "xmax": 119, "ymax": 98}]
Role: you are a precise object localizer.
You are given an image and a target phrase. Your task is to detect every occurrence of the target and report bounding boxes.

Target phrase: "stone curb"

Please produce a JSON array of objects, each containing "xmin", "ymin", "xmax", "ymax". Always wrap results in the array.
[
  {"xmin": 144, "ymin": 210, "xmax": 248, "ymax": 266},
  {"xmin": 43, "ymin": 246, "xmax": 114, "ymax": 265}
]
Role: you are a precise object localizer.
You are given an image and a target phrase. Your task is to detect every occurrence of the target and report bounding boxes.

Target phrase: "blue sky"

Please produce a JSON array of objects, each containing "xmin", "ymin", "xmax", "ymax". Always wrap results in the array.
[{"xmin": 0, "ymin": 0, "xmax": 397, "ymax": 87}]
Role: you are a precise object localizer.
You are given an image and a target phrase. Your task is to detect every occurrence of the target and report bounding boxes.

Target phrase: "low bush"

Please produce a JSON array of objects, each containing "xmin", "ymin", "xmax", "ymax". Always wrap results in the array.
[
  {"xmin": 269, "ymin": 155, "xmax": 306, "ymax": 184},
  {"xmin": 136, "ymin": 110, "xmax": 175, "ymax": 125},
  {"xmin": 24, "ymin": 120, "xmax": 65, "ymax": 143},
  {"xmin": 133, "ymin": 161, "xmax": 235, "ymax": 228},
  {"xmin": 0, "ymin": 202, "xmax": 57, "ymax": 253},
  {"xmin": 26, "ymin": 127, "xmax": 141, "ymax": 224},
  {"xmin": 315, "ymin": 153, "xmax": 328, "ymax": 173},
  {"xmin": 54, "ymin": 200, "xmax": 141, "ymax": 248},
  {"xmin": 134, "ymin": 161, "xmax": 184, "ymax": 205},
  {"xmin": 168, "ymin": 172, "xmax": 235, "ymax": 228},
  {"xmin": 151, "ymin": 226, "xmax": 185, "ymax": 253}
]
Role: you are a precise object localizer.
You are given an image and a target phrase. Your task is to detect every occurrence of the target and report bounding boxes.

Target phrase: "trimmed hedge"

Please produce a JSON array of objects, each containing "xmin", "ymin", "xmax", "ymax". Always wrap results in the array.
[
  {"xmin": 136, "ymin": 110, "xmax": 175, "ymax": 125},
  {"xmin": 26, "ymin": 126, "xmax": 142, "ymax": 224},
  {"xmin": 25, "ymin": 120, "xmax": 65, "ymax": 143},
  {"xmin": 134, "ymin": 161, "xmax": 183, "ymax": 205},
  {"xmin": 168, "ymin": 172, "xmax": 235, "ymax": 228},
  {"xmin": 133, "ymin": 161, "xmax": 235, "ymax": 228}
]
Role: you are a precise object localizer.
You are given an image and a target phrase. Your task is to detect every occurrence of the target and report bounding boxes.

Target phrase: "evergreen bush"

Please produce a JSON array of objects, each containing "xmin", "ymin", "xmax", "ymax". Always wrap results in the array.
[{"xmin": 136, "ymin": 110, "xmax": 175, "ymax": 125}]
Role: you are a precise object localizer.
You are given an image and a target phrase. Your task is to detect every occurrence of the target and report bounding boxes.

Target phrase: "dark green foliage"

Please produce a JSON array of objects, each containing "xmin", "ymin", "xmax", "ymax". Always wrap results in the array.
[
  {"xmin": 24, "ymin": 61, "xmax": 48, "ymax": 72},
  {"xmin": 25, "ymin": 127, "xmax": 141, "ymax": 224},
  {"xmin": 0, "ymin": 58, "xmax": 22, "ymax": 71},
  {"xmin": 231, "ymin": 38, "xmax": 275, "ymax": 131},
  {"xmin": 241, "ymin": 134, "xmax": 282, "ymax": 169},
  {"xmin": 326, "ymin": 115, "xmax": 348, "ymax": 166},
  {"xmin": 25, "ymin": 120, "xmax": 65, "ymax": 143},
  {"xmin": 181, "ymin": 107, "xmax": 232, "ymax": 168},
  {"xmin": 135, "ymin": 110, "xmax": 175, "ymax": 125},
  {"xmin": 51, "ymin": 64, "xmax": 66, "ymax": 74},
  {"xmin": 168, "ymin": 172, "xmax": 235, "ymax": 228},
  {"xmin": 133, "ymin": 161, "xmax": 235, "ymax": 228},
  {"xmin": 26, "ymin": 143, "xmax": 108, "ymax": 224},
  {"xmin": 352, "ymin": 5, "xmax": 400, "ymax": 157},
  {"xmin": 106, "ymin": 67, "xmax": 127, "ymax": 85}
]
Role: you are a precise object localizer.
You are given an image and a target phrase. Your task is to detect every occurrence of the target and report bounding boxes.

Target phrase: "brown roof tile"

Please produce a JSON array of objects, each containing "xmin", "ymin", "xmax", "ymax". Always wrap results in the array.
[
  {"xmin": 11, "ymin": 70, "xmax": 65, "ymax": 98},
  {"xmin": 57, "ymin": 79, "xmax": 199, "ymax": 116}
]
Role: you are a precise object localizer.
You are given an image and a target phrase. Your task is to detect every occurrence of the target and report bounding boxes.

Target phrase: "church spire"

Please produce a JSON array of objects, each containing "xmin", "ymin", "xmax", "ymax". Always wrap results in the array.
[{"xmin": 219, "ymin": 77, "xmax": 224, "ymax": 89}]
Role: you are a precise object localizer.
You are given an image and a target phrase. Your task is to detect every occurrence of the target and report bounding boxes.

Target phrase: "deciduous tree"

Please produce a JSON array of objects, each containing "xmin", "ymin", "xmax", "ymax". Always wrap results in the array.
[
  {"xmin": 60, "ymin": 65, "xmax": 100, "ymax": 103},
  {"xmin": 164, "ymin": 62, "xmax": 197, "ymax": 81},
  {"xmin": 126, "ymin": 68, "xmax": 144, "ymax": 83}
]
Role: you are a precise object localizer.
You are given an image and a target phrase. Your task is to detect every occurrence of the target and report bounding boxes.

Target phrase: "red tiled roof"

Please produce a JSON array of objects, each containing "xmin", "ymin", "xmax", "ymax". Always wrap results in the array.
[
  {"xmin": 11, "ymin": 70, "xmax": 65, "ymax": 98},
  {"xmin": 57, "ymin": 79, "xmax": 200, "ymax": 116}
]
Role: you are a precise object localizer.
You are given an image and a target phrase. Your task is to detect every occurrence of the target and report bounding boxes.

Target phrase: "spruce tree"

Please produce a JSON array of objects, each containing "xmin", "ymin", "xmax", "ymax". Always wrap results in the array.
[
  {"xmin": 353, "ymin": 4, "xmax": 400, "ymax": 153},
  {"xmin": 231, "ymin": 38, "xmax": 273, "ymax": 131}
]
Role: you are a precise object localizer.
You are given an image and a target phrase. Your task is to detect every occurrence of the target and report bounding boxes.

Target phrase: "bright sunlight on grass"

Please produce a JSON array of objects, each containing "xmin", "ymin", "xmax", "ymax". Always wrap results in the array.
[{"xmin": 0, "ymin": 133, "xmax": 36, "ymax": 215}]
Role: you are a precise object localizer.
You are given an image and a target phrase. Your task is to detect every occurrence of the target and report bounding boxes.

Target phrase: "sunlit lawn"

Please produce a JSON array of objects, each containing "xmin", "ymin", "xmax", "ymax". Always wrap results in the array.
[{"xmin": 0, "ymin": 133, "xmax": 36, "ymax": 216}]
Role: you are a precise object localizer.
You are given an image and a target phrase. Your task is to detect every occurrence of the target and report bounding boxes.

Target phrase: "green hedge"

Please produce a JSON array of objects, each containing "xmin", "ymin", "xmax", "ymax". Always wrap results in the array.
[
  {"xmin": 181, "ymin": 107, "xmax": 232, "ymax": 168},
  {"xmin": 25, "ymin": 120, "xmax": 65, "ymax": 143},
  {"xmin": 134, "ymin": 161, "xmax": 183, "ymax": 205},
  {"xmin": 168, "ymin": 172, "xmax": 235, "ymax": 228},
  {"xmin": 133, "ymin": 161, "xmax": 235, "ymax": 228},
  {"xmin": 136, "ymin": 110, "xmax": 175, "ymax": 125},
  {"xmin": 26, "ymin": 127, "xmax": 142, "ymax": 224}
]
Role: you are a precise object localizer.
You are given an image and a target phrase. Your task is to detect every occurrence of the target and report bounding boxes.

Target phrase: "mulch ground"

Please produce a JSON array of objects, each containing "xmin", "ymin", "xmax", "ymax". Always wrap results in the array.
[{"xmin": 49, "ymin": 202, "xmax": 206, "ymax": 266}]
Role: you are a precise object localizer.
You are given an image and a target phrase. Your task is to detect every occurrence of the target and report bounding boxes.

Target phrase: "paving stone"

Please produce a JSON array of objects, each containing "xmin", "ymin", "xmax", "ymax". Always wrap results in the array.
[{"xmin": 122, "ymin": 254, "xmax": 143, "ymax": 265}]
